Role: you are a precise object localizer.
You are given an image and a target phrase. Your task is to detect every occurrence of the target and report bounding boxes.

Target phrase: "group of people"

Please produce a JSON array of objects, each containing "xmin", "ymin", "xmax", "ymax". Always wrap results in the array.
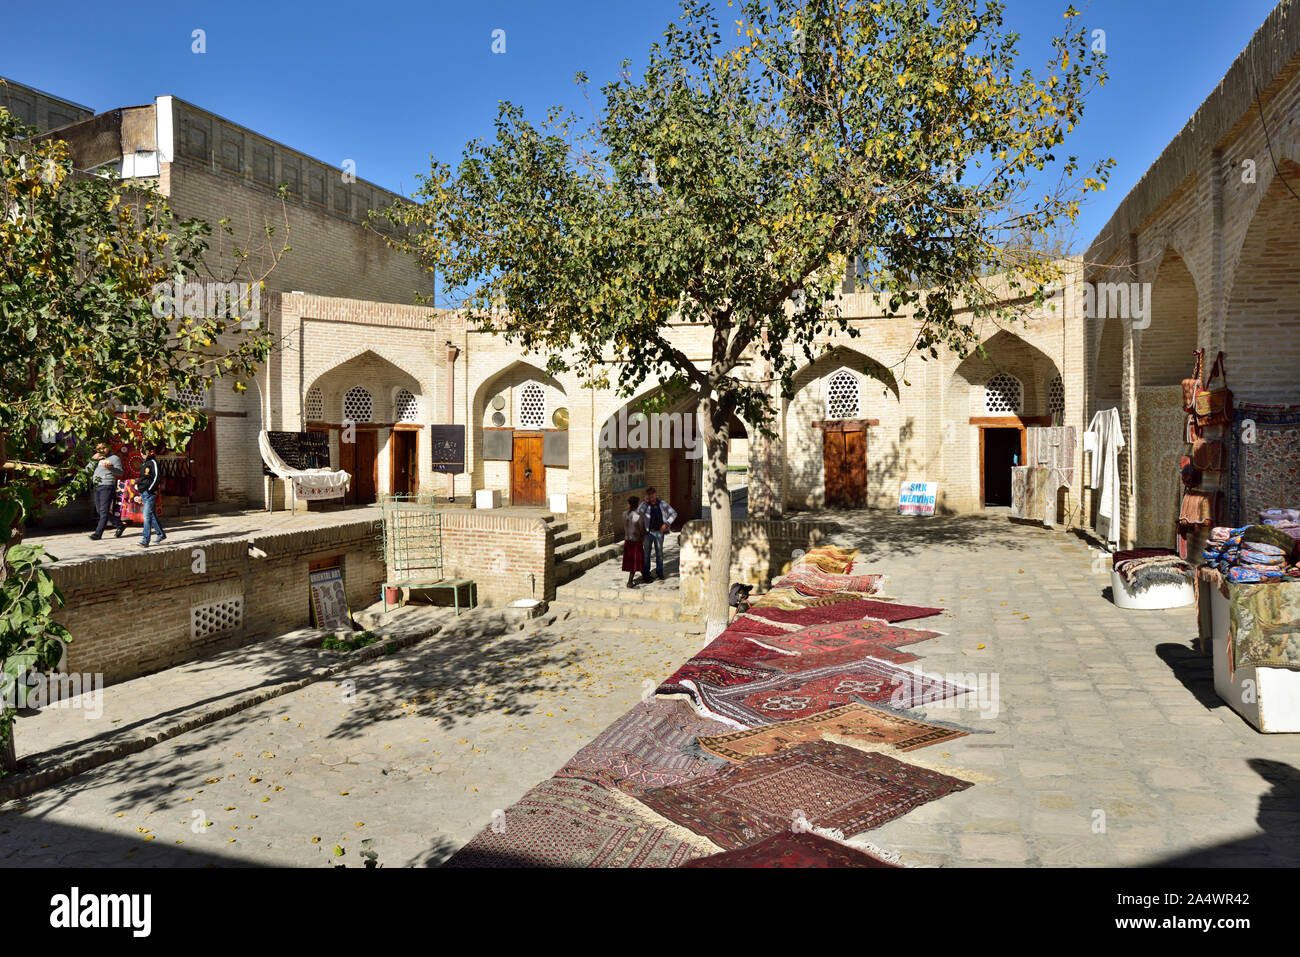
[
  {"xmin": 621, "ymin": 487, "xmax": 678, "ymax": 588},
  {"xmin": 86, "ymin": 443, "xmax": 168, "ymax": 547}
]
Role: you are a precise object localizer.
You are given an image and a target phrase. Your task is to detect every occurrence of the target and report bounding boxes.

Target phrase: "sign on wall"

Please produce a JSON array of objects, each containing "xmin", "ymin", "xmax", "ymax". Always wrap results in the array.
[
  {"xmin": 429, "ymin": 424, "xmax": 466, "ymax": 474},
  {"xmin": 898, "ymin": 481, "xmax": 938, "ymax": 516},
  {"xmin": 309, "ymin": 567, "xmax": 351, "ymax": 631}
]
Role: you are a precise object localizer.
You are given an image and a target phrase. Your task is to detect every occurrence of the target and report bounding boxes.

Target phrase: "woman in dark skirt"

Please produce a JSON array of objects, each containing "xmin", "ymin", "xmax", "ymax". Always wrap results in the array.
[{"xmin": 622, "ymin": 496, "xmax": 646, "ymax": 588}]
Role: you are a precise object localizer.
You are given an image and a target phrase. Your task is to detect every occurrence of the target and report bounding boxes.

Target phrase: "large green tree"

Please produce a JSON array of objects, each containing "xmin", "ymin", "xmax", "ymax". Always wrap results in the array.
[
  {"xmin": 387, "ymin": 0, "xmax": 1111, "ymax": 637},
  {"xmin": 0, "ymin": 108, "xmax": 275, "ymax": 771}
]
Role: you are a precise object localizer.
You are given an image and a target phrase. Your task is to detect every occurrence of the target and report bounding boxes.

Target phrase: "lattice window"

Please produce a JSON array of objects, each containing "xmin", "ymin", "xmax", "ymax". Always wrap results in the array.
[
  {"xmin": 190, "ymin": 596, "xmax": 244, "ymax": 640},
  {"xmin": 825, "ymin": 370, "xmax": 860, "ymax": 420},
  {"xmin": 176, "ymin": 384, "xmax": 208, "ymax": 408},
  {"xmin": 1047, "ymin": 375, "xmax": 1065, "ymax": 418},
  {"xmin": 984, "ymin": 373, "xmax": 1023, "ymax": 414},
  {"xmin": 305, "ymin": 387, "xmax": 323, "ymax": 421},
  {"xmin": 343, "ymin": 386, "xmax": 373, "ymax": 423},
  {"xmin": 518, "ymin": 382, "xmax": 546, "ymax": 429},
  {"xmin": 395, "ymin": 389, "xmax": 419, "ymax": 423}
]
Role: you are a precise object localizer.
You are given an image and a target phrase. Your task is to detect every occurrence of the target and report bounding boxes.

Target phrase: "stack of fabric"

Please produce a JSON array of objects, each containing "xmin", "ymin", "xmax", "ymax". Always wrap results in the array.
[
  {"xmin": 444, "ymin": 543, "xmax": 984, "ymax": 869},
  {"xmin": 1259, "ymin": 508, "xmax": 1300, "ymax": 546},
  {"xmin": 1203, "ymin": 524, "xmax": 1300, "ymax": 582},
  {"xmin": 1111, "ymin": 548, "xmax": 1194, "ymax": 591}
]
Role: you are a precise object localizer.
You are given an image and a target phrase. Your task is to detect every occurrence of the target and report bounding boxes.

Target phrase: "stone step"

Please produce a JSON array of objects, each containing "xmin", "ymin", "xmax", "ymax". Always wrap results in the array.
[
  {"xmin": 555, "ymin": 537, "xmax": 597, "ymax": 562},
  {"xmin": 552, "ymin": 529, "xmax": 583, "ymax": 548},
  {"xmin": 555, "ymin": 541, "xmax": 623, "ymax": 583}
]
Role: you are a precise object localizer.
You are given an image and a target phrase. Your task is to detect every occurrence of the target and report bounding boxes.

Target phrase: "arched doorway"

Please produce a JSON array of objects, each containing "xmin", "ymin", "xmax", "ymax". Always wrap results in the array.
[
  {"xmin": 472, "ymin": 362, "xmax": 569, "ymax": 509},
  {"xmin": 1135, "ymin": 248, "xmax": 1199, "ymax": 547},
  {"xmin": 783, "ymin": 348, "xmax": 900, "ymax": 510}
]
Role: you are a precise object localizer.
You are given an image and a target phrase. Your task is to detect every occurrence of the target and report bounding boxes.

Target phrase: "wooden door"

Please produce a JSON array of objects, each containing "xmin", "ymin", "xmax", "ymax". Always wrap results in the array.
[
  {"xmin": 668, "ymin": 449, "xmax": 698, "ymax": 530},
  {"xmin": 510, "ymin": 433, "xmax": 546, "ymax": 507},
  {"xmin": 339, "ymin": 432, "xmax": 356, "ymax": 505},
  {"xmin": 390, "ymin": 430, "xmax": 418, "ymax": 497},
  {"xmin": 822, "ymin": 426, "xmax": 867, "ymax": 508},
  {"xmin": 354, "ymin": 430, "xmax": 378, "ymax": 504},
  {"xmin": 187, "ymin": 421, "xmax": 216, "ymax": 502}
]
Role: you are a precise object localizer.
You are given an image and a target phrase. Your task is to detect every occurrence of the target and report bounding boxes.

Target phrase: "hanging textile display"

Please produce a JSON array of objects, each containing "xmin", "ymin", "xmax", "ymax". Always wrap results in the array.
[
  {"xmin": 1085, "ymin": 407, "xmax": 1125, "ymax": 546},
  {"xmin": 1226, "ymin": 402, "xmax": 1300, "ymax": 528}
]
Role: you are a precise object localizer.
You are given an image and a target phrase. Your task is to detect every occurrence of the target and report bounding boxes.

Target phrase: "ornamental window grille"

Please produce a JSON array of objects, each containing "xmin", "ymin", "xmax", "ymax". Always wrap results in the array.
[
  {"xmin": 191, "ymin": 595, "xmax": 244, "ymax": 640},
  {"xmin": 177, "ymin": 384, "xmax": 209, "ymax": 408},
  {"xmin": 343, "ymin": 386, "xmax": 373, "ymax": 423},
  {"xmin": 825, "ymin": 370, "xmax": 860, "ymax": 420},
  {"xmin": 1047, "ymin": 375, "xmax": 1065, "ymax": 418},
  {"xmin": 395, "ymin": 389, "xmax": 419, "ymax": 423},
  {"xmin": 518, "ymin": 383, "xmax": 546, "ymax": 429},
  {"xmin": 984, "ymin": 373, "xmax": 1023, "ymax": 415},
  {"xmin": 305, "ymin": 388, "xmax": 324, "ymax": 421}
]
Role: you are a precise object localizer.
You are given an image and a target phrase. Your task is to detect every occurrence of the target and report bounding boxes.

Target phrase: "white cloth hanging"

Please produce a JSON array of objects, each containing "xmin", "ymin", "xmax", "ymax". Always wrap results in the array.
[
  {"xmin": 1086, "ymin": 408, "xmax": 1125, "ymax": 546},
  {"xmin": 258, "ymin": 431, "xmax": 350, "ymax": 501}
]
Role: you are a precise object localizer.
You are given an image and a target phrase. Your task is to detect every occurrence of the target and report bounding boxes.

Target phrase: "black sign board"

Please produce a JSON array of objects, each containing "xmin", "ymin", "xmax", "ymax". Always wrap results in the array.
[
  {"xmin": 263, "ymin": 431, "xmax": 330, "ymax": 476},
  {"xmin": 430, "ymin": 424, "xmax": 466, "ymax": 474}
]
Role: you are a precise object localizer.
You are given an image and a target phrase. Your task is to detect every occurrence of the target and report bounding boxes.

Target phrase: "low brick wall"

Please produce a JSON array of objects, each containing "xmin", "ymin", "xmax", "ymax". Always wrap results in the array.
[
  {"xmin": 435, "ymin": 512, "xmax": 554, "ymax": 607},
  {"xmin": 49, "ymin": 519, "xmax": 385, "ymax": 685},
  {"xmin": 678, "ymin": 518, "xmax": 840, "ymax": 616}
]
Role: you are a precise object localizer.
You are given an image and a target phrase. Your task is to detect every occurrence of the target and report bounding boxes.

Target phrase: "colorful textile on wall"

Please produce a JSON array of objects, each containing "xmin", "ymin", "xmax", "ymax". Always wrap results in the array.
[
  {"xmin": 685, "ymin": 658, "xmax": 971, "ymax": 729},
  {"xmin": 696, "ymin": 703, "xmax": 969, "ymax": 762},
  {"xmin": 1010, "ymin": 466, "xmax": 1029, "ymax": 519},
  {"xmin": 679, "ymin": 830, "xmax": 900, "ymax": 868},
  {"xmin": 1228, "ymin": 580, "xmax": 1300, "ymax": 672},
  {"xmin": 1135, "ymin": 385, "xmax": 1187, "ymax": 549},
  {"xmin": 441, "ymin": 777, "xmax": 709, "ymax": 868},
  {"xmin": 638, "ymin": 741, "xmax": 973, "ymax": 850},
  {"xmin": 554, "ymin": 699, "xmax": 731, "ymax": 795},
  {"xmin": 740, "ymin": 598, "xmax": 944, "ymax": 628},
  {"xmin": 771, "ymin": 566, "xmax": 886, "ymax": 597},
  {"xmin": 741, "ymin": 619, "xmax": 945, "ymax": 656},
  {"xmin": 1227, "ymin": 402, "xmax": 1300, "ymax": 528}
]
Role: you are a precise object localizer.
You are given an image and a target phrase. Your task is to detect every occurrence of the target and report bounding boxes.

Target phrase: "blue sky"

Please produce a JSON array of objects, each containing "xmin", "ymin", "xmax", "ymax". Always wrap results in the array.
[{"xmin": 0, "ymin": 0, "xmax": 1282, "ymax": 249}]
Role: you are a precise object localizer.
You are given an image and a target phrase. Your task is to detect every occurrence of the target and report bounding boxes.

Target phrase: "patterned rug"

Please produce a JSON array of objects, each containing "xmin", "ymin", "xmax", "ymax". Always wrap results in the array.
[
  {"xmin": 767, "ymin": 642, "xmax": 920, "ymax": 671},
  {"xmin": 790, "ymin": 545, "xmax": 860, "ymax": 574},
  {"xmin": 1227, "ymin": 402, "xmax": 1300, "ymax": 527},
  {"xmin": 772, "ymin": 566, "xmax": 886, "ymax": 597},
  {"xmin": 748, "ymin": 589, "xmax": 869, "ymax": 612},
  {"xmin": 554, "ymin": 699, "xmax": 732, "ymax": 795},
  {"xmin": 686, "ymin": 657, "xmax": 972, "ymax": 729},
  {"xmin": 638, "ymin": 741, "xmax": 973, "ymax": 850},
  {"xmin": 696, "ymin": 703, "xmax": 969, "ymax": 761},
  {"xmin": 742, "ymin": 619, "xmax": 945, "ymax": 655},
  {"xmin": 441, "ymin": 777, "xmax": 711, "ymax": 867},
  {"xmin": 657, "ymin": 655, "xmax": 777, "ymax": 697},
  {"xmin": 679, "ymin": 830, "xmax": 901, "ymax": 868},
  {"xmin": 739, "ymin": 599, "xmax": 945, "ymax": 629}
]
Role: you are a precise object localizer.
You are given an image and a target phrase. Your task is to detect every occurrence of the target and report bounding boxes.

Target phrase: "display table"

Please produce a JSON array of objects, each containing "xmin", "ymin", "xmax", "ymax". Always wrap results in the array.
[
  {"xmin": 1204, "ymin": 572, "xmax": 1300, "ymax": 732},
  {"xmin": 1110, "ymin": 569, "xmax": 1195, "ymax": 609}
]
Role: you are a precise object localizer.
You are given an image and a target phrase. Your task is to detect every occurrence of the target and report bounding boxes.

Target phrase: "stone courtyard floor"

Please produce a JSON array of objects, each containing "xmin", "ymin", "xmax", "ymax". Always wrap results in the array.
[{"xmin": 2, "ymin": 510, "xmax": 1298, "ymax": 867}]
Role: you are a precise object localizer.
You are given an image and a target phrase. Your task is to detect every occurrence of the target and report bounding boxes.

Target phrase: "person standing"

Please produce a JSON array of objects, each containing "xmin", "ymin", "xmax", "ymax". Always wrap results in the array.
[
  {"xmin": 637, "ymin": 487, "xmax": 677, "ymax": 583},
  {"xmin": 621, "ymin": 497, "xmax": 646, "ymax": 589},
  {"xmin": 137, "ymin": 445, "xmax": 168, "ymax": 547},
  {"xmin": 87, "ymin": 442, "xmax": 126, "ymax": 540}
]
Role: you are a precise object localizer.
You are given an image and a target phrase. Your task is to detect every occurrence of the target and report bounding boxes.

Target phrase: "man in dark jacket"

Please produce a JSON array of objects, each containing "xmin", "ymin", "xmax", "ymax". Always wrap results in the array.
[{"xmin": 137, "ymin": 446, "xmax": 168, "ymax": 547}]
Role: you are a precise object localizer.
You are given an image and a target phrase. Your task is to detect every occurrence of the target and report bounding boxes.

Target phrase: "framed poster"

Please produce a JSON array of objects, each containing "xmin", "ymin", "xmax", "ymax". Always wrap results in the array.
[
  {"xmin": 898, "ymin": 481, "xmax": 937, "ymax": 516},
  {"xmin": 309, "ymin": 567, "xmax": 352, "ymax": 631},
  {"xmin": 612, "ymin": 452, "xmax": 646, "ymax": 493}
]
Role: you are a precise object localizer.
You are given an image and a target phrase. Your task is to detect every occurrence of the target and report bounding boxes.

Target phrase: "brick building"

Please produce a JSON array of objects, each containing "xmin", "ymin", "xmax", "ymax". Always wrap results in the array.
[{"xmin": 1081, "ymin": 0, "xmax": 1300, "ymax": 550}]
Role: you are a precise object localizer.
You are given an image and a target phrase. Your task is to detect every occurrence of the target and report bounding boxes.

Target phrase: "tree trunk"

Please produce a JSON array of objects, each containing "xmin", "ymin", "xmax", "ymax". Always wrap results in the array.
[
  {"xmin": 699, "ymin": 398, "xmax": 732, "ymax": 642},
  {"xmin": 0, "ymin": 718, "xmax": 14, "ymax": 774}
]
